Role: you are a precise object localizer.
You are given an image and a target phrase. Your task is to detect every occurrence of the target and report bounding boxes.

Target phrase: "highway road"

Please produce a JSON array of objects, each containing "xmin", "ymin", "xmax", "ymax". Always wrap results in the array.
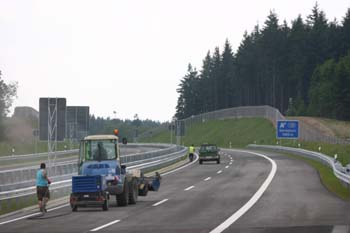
[{"xmin": 1, "ymin": 149, "xmax": 349, "ymax": 233}]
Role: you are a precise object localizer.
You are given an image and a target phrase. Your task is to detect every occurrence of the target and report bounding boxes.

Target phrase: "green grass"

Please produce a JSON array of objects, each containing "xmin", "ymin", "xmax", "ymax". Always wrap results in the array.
[
  {"xmin": 0, "ymin": 140, "xmax": 79, "ymax": 157},
  {"xmin": 276, "ymin": 140, "xmax": 350, "ymax": 166},
  {"xmin": 0, "ymin": 195, "xmax": 37, "ymax": 216},
  {"xmin": 281, "ymin": 152, "xmax": 350, "ymax": 201},
  {"xmin": 142, "ymin": 118, "xmax": 277, "ymax": 148}
]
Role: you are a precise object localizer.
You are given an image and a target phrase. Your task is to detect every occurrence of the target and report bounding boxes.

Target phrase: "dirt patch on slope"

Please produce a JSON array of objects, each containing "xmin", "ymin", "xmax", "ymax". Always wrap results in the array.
[{"xmin": 288, "ymin": 117, "xmax": 336, "ymax": 137}]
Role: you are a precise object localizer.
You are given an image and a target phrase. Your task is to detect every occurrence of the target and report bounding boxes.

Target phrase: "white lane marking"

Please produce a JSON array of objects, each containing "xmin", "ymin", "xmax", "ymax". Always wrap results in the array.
[
  {"xmin": 332, "ymin": 225, "xmax": 349, "ymax": 233},
  {"xmin": 0, "ymin": 203, "xmax": 70, "ymax": 226},
  {"xmin": 204, "ymin": 177, "xmax": 211, "ymax": 181},
  {"xmin": 184, "ymin": 185, "xmax": 195, "ymax": 191},
  {"xmin": 225, "ymin": 166, "xmax": 229, "ymax": 169},
  {"xmin": 209, "ymin": 150, "xmax": 277, "ymax": 233},
  {"xmin": 229, "ymin": 162, "xmax": 233, "ymax": 165},
  {"xmin": 152, "ymin": 199, "xmax": 169, "ymax": 207},
  {"xmin": 47, "ymin": 203, "xmax": 70, "ymax": 212},
  {"xmin": 217, "ymin": 170, "xmax": 222, "ymax": 174},
  {"xmin": 90, "ymin": 220, "xmax": 121, "ymax": 232},
  {"xmin": 162, "ymin": 154, "xmax": 199, "ymax": 176}
]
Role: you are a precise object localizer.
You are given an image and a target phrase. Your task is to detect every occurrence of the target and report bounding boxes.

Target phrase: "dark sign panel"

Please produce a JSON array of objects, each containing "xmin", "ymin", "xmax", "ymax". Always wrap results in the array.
[
  {"xmin": 39, "ymin": 98, "xmax": 66, "ymax": 141},
  {"xmin": 66, "ymin": 106, "xmax": 90, "ymax": 139}
]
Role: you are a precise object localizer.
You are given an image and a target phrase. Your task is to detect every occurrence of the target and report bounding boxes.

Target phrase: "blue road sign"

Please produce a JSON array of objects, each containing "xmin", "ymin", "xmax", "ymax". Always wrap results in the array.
[{"xmin": 277, "ymin": 120, "xmax": 299, "ymax": 139}]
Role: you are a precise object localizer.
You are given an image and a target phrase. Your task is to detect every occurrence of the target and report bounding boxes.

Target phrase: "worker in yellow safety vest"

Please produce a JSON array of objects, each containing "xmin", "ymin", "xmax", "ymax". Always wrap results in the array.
[{"xmin": 188, "ymin": 144, "xmax": 195, "ymax": 162}]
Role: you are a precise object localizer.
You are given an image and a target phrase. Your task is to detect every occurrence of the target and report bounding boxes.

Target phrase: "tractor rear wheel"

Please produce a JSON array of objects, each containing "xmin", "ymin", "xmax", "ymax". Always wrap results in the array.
[
  {"xmin": 116, "ymin": 180, "xmax": 129, "ymax": 207},
  {"xmin": 128, "ymin": 179, "xmax": 138, "ymax": 204}
]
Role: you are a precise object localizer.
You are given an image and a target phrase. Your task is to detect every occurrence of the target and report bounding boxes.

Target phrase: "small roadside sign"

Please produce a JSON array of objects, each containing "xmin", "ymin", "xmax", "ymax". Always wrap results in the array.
[{"xmin": 277, "ymin": 120, "xmax": 299, "ymax": 139}]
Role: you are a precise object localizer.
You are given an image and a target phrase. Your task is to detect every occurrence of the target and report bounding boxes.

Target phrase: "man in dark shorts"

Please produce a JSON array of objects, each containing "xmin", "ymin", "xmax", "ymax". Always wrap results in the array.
[{"xmin": 36, "ymin": 163, "xmax": 51, "ymax": 213}]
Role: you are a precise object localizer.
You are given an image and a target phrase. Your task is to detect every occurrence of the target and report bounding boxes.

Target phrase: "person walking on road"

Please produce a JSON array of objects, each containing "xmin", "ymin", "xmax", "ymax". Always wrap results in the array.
[{"xmin": 36, "ymin": 163, "xmax": 51, "ymax": 213}]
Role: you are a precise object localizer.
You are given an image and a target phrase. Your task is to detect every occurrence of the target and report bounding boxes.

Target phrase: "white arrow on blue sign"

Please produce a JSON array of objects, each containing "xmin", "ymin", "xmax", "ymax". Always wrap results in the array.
[{"xmin": 277, "ymin": 120, "xmax": 299, "ymax": 139}]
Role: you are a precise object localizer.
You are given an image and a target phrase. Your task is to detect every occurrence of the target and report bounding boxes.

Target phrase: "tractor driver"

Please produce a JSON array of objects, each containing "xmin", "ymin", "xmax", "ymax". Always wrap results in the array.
[{"xmin": 93, "ymin": 141, "xmax": 108, "ymax": 160}]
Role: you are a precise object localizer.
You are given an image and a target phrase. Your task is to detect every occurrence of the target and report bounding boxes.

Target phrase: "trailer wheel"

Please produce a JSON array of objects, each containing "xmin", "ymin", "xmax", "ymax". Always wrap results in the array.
[
  {"xmin": 138, "ymin": 181, "xmax": 149, "ymax": 196},
  {"xmin": 199, "ymin": 160, "xmax": 203, "ymax": 164},
  {"xmin": 128, "ymin": 179, "xmax": 138, "ymax": 204},
  {"xmin": 116, "ymin": 180, "xmax": 129, "ymax": 207},
  {"xmin": 217, "ymin": 159, "xmax": 220, "ymax": 164}
]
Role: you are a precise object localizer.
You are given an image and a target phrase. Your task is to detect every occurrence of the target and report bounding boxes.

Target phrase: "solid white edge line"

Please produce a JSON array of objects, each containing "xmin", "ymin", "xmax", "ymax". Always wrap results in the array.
[
  {"xmin": 90, "ymin": 219, "xmax": 121, "ymax": 232},
  {"xmin": 162, "ymin": 153, "xmax": 199, "ymax": 176},
  {"xmin": 47, "ymin": 203, "xmax": 70, "ymax": 212},
  {"xmin": 204, "ymin": 177, "xmax": 211, "ymax": 181},
  {"xmin": 217, "ymin": 170, "xmax": 222, "ymax": 174},
  {"xmin": 0, "ymin": 212, "xmax": 40, "ymax": 225},
  {"xmin": 184, "ymin": 185, "xmax": 195, "ymax": 191},
  {"xmin": 209, "ymin": 150, "xmax": 277, "ymax": 233},
  {"xmin": 152, "ymin": 199, "xmax": 169, "ymax": 207},
  {"xmin": 0, "ymin": 203, "xmax": 70, "ymax": 226}
]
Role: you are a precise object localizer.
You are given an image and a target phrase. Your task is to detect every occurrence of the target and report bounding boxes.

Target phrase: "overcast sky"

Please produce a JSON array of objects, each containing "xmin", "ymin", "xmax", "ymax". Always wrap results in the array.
[{"xmin": 1, "ymin": 0, "xmax": 349, "ymax": 122}]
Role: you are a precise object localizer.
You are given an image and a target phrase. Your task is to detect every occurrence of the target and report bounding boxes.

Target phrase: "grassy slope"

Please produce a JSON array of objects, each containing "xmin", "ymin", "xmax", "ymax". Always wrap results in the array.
[{"xmin": 142, "ymin": 118, "xmax": 276, "ymax": 147}]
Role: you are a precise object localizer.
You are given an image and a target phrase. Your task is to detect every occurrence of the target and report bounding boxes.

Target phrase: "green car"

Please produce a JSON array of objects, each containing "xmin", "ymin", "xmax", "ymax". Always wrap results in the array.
[{"xmin": 198, "ymin": 144, "xmax": 220, "ymax": 164}]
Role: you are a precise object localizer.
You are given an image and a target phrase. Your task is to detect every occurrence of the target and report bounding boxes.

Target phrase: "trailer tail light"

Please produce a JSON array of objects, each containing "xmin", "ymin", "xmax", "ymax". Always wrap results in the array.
[
  {"xmin": 96, "ymin": 196, "xmax": 104, "ymax": 202},
  {"xmin": 70, "ymin": 196, "xmax": 76, "ymax": 204}
]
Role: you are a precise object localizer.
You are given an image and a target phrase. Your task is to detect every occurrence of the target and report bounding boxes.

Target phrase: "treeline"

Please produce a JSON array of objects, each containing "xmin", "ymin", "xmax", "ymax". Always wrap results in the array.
[
  {"xmin": 176, "ymin": 4, "xmax": 350, "ymax": 121},
  {"xmin": 89, "ymin": 115, "xmax": 161, "ymax": 140},
  {"xmin": 0, "ymin": 71, "xmax": 17, "ymax": 141}
]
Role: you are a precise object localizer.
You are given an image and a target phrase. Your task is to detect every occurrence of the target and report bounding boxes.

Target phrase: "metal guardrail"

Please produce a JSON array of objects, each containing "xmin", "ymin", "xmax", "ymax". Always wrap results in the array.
[
  {"xmin": 0, "ymin": 143, "xmax": 169, "ymax": 162},
  {"xmin": 0, "ymin": 144, "xmax": 178, "ymax": 187},
  {"xmin": 247, "ymin": 144, "xmax": 350, "ymax": 185},
  {"xmin": 0, "ymin": 144, "xmax": 187, "ymax": 214}
]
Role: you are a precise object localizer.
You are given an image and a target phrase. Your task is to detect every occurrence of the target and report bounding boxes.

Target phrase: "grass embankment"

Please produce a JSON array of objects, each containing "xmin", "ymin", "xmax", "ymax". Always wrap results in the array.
[
  {"xmin": 275, "ymin": 140, "xmax": 350, "ymax": 165},
  {"xmin": 142, "ymin": 118, "xmax": 276, "ymax": 147},
  {"xmin": 0, "ymin": 140, "xmax": 79, "ymax": 157},
  {"xmin": 142, "ymin": 117, "xmax": 350, "ymax": 201}
]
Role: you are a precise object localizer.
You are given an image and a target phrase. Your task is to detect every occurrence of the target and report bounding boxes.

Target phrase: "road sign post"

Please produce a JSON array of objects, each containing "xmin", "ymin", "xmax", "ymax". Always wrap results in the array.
[{"xmin": 277, "ymin": 120, "xmax": 299, "ymax": 139}]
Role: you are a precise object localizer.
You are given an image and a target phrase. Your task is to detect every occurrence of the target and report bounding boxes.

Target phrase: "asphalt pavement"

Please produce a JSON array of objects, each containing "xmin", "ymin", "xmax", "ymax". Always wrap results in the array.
[{"xmin": 0, "ymin": 149, "xmax": 349, "ymax": 233}]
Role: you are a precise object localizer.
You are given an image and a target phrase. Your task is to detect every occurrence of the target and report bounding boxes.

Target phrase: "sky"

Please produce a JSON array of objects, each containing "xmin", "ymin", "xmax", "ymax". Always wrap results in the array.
[{"xmin": 1, "ymin": 0, "xmax": 349, "ymax": 122}]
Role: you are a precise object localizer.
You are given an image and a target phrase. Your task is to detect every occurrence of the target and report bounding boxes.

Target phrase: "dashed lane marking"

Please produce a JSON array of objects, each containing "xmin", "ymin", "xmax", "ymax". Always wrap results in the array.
[
  {"xmin": 184, "ymin": 186, "xmax": 195, "ymax": 191},
  {"xmin": 204, "ymin": 177, "xmax": 212, "ymax": 181},
  {"xmin": 217, "ymin": 170, "xmax": 222, "ymax": 174},
  {"xmin": 90, "ymin": 220, "xmax": 121, "ymax": 231},
  {"xmin": 152, "ymin": 199, "xmax": 169, "ymax": 207}
]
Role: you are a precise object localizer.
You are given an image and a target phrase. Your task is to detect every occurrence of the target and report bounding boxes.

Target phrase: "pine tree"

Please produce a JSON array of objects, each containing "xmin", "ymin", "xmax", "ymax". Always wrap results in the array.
[
  {"xmin": 199, "ymin": 51, "xmax": 213, "ymax": 113},
  {"xmin": 211, "ymin": 47, "xmax": 221, "ymax": 110}
]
